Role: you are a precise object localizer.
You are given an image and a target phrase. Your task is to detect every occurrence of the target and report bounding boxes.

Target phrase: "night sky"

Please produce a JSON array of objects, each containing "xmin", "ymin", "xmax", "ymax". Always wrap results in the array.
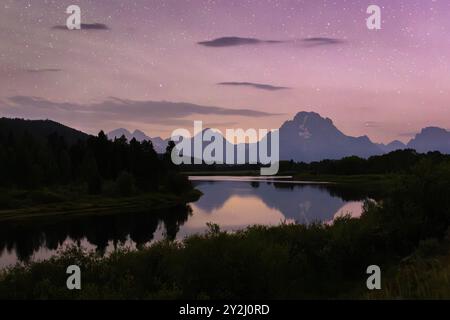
[{"xmin": 1, "ymin": 0, "xmax": 449, "ymax": 143}]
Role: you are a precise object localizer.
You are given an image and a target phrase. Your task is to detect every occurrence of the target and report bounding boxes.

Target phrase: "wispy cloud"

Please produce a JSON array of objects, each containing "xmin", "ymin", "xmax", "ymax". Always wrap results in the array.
[
  {"xmin": 218, "ymin": 82, "xmax": 290, "ymax": 91},
  {"xmin": 52, "ymin": 23, "xmax": 109, "ymax": 31},
  {"xmin": 1, "ymin": 96, "xmax": 280, "ymax": 128},
  {"xmin": 198, "ymin": 36, "xmax": 345, "ymax": 48},
  {"xmin": 26, "ymin": 68, "xmax": 62, "ymax": 73},
  {"xmin": 300, "ymin": 37, "xmax": 346, "ymax": 47},
  {"xmin": 198, "ymin": 37, "xmax": 284, "ymax": 47}
]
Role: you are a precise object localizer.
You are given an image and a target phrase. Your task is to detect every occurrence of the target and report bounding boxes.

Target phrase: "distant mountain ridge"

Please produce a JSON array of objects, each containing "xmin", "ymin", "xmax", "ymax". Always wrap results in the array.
[
  {"xmin": 276, "ymin": 112, "xmax": 450, "ymax": 161},
  {"xmin": 107, "ymin": 128, "xmax": 168, "ymax": 153},
  {"xmin": 4, "ymin": 115, "xmax": 450, "ymax": 161},
  {"xmin": 376, "ymin": 140, "xmax": 407, "ymax": 153},
  {"xmin": 107, "ymin": 113, "xmax": 450, "ymax": 161},
  {"xmin": 277, "ymin": 112, "xmax": 383, "ymax": 162},
  {"xmin": 407, "ymin": 127, "xmax": 450, "ymax": 154}
]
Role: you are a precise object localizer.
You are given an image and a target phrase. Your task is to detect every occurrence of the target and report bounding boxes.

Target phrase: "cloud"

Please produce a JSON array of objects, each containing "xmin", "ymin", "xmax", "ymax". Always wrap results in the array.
[
  {"xmin": 218, "ymin": 82, "xmax": 290, "ymax": 91},
  {"xmin": 198, "ymin": 36, "xmax": 345, "ymax": 48},
  {"xmin": 26, "ymin": 68, "xmax": 62, "ymax": 73},
  {"xmin": 300, "ymin": 37, "xmax": 346, "ymax": 47},
  {"xmin": 1, "ymin": 96, "xmax": 280, "ymax": 129},
  {"xmin": 52, "ymin": 23, "xmax": 109, "ymax": 31},
  {"xmin": 198, "ymin": 37, "xmax": 284, "ymax": 47}
]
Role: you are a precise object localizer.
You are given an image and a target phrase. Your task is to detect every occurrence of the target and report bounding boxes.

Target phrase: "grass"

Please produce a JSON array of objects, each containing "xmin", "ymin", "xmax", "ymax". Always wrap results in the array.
[
  {"xmin": 0, "ymin": 188, "xmax": 202, "ymax": 223},
  {"xmin": 366, "ymin": 240, "xmax": 450, "ymax": 299}
]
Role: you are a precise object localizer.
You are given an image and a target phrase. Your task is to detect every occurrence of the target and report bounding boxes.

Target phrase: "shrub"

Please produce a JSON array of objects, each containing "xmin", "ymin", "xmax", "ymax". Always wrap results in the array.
[
  {"xmin": 165, "ymin": 172, "xmax": 192, "ymax": 194},
  {"xmin": 116, "ymin": 171, "xmax": 135, "ymax": 197}
]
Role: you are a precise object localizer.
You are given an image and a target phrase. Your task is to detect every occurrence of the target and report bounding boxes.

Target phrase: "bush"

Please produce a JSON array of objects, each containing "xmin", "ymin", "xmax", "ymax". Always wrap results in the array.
[
  {"xmin": 116, "ymin": 171, "xmax": 135, "ymax": 197},
  {"xmin": 165, "ymin": 172, "xmax": 192, "ymax": 194}
]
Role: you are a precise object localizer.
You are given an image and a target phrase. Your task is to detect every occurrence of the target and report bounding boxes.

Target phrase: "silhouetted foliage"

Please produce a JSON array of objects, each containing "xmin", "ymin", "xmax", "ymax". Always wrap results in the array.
[
  {"xmin": 280, "ymin": 149, "xmax": 450, "ymax": 175},
  {"xmin": 180, "ymin": 149, "xmax": 450, "ymax": 176},
  {"xmin": 116, "ymin": 171, "xmax": 135, "ymax": 196},
  {"xmin": 0, "ymin": 119, "xmax": 190, "ymax": 195}
]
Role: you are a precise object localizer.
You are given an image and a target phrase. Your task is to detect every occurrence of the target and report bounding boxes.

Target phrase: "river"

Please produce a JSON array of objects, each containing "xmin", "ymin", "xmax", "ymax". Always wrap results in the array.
[{"xmin": 0, "ymin": 176, "xmax": 368, "ymax": 269}]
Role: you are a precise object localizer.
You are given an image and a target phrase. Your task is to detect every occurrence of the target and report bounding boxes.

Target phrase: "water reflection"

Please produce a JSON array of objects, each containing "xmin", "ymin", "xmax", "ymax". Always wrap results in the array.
[
  {"xmin": 0, "ymin": 205, "xmax": 191, "ymax": 268},
  {"xmin": 0, "ymin": 177, "xmax": 369, "ymax": 268},
  {"xmin": 187, "ymin": 180, "xmax": 366, "ymax": 229}
]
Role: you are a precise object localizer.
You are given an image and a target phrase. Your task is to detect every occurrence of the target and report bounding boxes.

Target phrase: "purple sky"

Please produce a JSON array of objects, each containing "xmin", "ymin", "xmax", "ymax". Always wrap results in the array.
[{"xmin": 1, "ymin": 0, "xmax": 450, "ymax": 143}]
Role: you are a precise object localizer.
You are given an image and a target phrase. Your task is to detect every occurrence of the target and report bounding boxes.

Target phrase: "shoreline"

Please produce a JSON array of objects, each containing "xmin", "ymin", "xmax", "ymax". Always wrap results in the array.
[{"xmin": 0, "ymin": 189, "xmax": 202, "ymax": 223}]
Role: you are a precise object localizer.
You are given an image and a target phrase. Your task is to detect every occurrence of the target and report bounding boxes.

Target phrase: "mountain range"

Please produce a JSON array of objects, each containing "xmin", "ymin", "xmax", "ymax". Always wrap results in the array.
[
  {"xmin": 107, "ymin": 128, "xmax": 167, "ymax": 153},
  {"xmin": 2, "ymin": 113, "xmax": 449, "ymax": 162},
  {"xmin": 107, "ymin": 111, "xmax": 450, "ymax": 162}
]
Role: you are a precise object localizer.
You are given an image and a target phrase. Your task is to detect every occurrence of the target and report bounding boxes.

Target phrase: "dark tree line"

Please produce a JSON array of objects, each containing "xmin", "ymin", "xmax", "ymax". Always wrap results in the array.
[
  {"xmin": 279, "ymin": 149, "xmax": 450, "ymax": 175},
  {"xmin": 0, "ymin": 129, "xmax": 189, "ymax": 194},
  {"xmin": 178, "ymin": 149, "xmax": 450, "ymax": 176}
]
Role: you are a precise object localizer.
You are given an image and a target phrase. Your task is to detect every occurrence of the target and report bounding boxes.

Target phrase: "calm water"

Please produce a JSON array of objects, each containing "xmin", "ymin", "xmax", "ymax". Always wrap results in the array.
[{"xmin": 0, "ymin": 177, "xmax": 368, "ymax": 269}]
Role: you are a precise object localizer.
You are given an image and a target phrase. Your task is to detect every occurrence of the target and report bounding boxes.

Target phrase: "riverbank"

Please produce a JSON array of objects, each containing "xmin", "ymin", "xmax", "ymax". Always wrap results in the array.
[
  {"xmin": 0, "ymin": 188, "xmax": 202, "ymax": 223},
  {"xmin": 293, "ymin": 173, "xmax": 399, "ymax": 197}
]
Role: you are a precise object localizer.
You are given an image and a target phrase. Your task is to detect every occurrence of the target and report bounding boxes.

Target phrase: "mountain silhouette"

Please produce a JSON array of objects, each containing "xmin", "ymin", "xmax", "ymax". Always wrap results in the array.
[
  {"xmin": 277, "ymin": 112, "xmax": 383, "ymax": 162},
  {"xmin": 166, "ymin": 112, "xmax": 384, "ymax": 163},
  {"xmin": 407, "ymin": 127, "xmax": 450, "ymax": 154},
  {"xmin": 0, "ymin": 117, "xmax": 88, "ymax": 145},
  {"xmin": 377, "ymin": 140, "xmax": 407, "ymax": 153},
  {"xmin": 112, "ymin": 112, "xmax": 450, "ymax": 162},
  {"xmin": 107, "ymin": 128, "xmax": 168, "ymax": 153},
  {"xmin": 7, "ymin": 115, "xmax": 450, "ymax": 162}
]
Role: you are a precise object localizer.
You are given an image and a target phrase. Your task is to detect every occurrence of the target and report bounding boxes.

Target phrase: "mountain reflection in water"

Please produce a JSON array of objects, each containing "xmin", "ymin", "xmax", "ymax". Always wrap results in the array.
[{"xmin": 0, "ymin": 177, "xmax": 368, "ymax": 268}]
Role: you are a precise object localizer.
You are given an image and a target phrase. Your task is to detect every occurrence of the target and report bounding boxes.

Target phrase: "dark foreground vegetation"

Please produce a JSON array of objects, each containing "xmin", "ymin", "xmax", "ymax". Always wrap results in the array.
[
  {"xmin": 182, "ymin": 148, "xmax": 450, "ymax": 176},
  {"xmin": 290, "ymin": 149, "xmax": 450, "ymax": 200},
  {"xmin": 1, "ymin": 158, "xmax": 449, "ymax": 299}
]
